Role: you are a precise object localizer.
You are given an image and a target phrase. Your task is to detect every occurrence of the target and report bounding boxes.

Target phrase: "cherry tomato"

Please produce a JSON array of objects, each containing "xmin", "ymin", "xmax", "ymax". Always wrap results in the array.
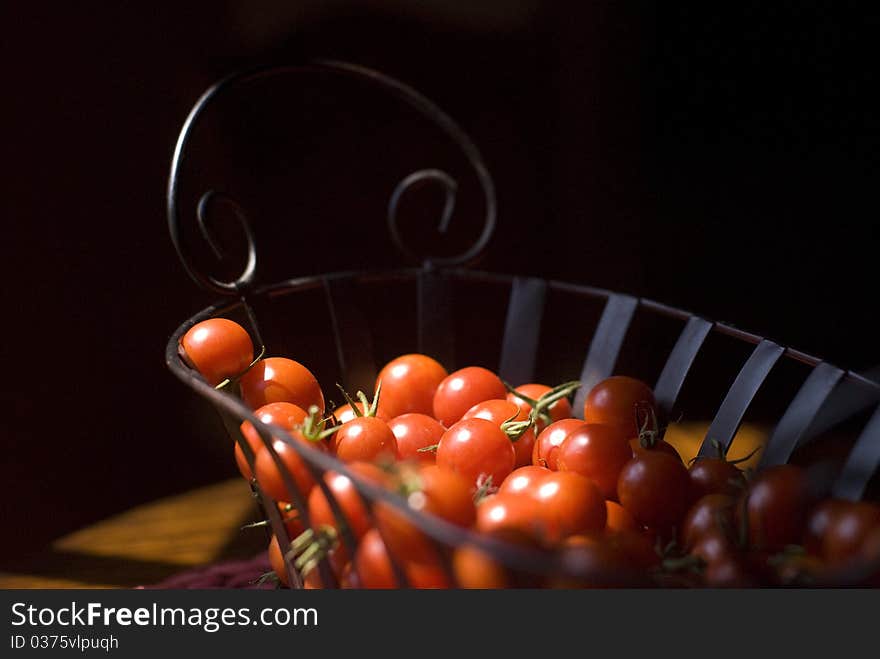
[
  {"xmin": 554, "ymin": 535, "xmax": 639, "ymax": 588},
  {"xmin": 744, "ymin": 464, "xmax": 813, "ymax": 553},
  {"xmin": 583, "ymin": 376, "xmax": 656, "ymax": 437},
  {"xmin": 436, "ymin": 417, "xmax": 516, "ymax": 489},
  {"xmin": 237, "ymin": 403, "xmax": 308, "ymax": 481},
  {"xmin": 532, "ymin": 419, "xmax": 586, "ymax": 470},
  {"xmin": 302, "ymin": 548, "xmax": 348, "ymax": 589},
  {"xmin": 531, "ymin": 471, "xmax": 607, "ymax": 544},
  {"xmin": 804, "ymin": 498, "xmax": 849, "ymax": 555},
  {"xmin": 690, "ymin": 528, "xmax": 738, "ymax": 567},
  {"xmin": 307, "ymin": 462, "xmax": 390, "ymax": 542},
  {"xmin": 268, "ymin": 534, "xmax": 290, "ymax": 587},
  {"xmin": 704, "ymin": 557, "xmax": 762, "ymax": 588},
  {"xmin": 334, "ymin": 417, "xmax": 398, "ymax": 463},
  {"xmin": 688, "ymin": 457, "xmax": 746, "ymax": 500},
  {"xmin": 406, "ymin": 561, "xmax": 451, "ymax": 589},
  {"xmin": 376, "ymin": 354, "xmax": 448, "ymax": 418},
  {"xmin": 629, "ymin": 437, "xmax": 683, "ymax": 463},
  {"xmin": 605, "ymin": 500, "xmax": 639, "ymax": 534},
  {"xmin": 376, "ymin": 465, "xmax": 476, "ymax": 565},
  {"xmin": 498, "ymin": 465, "xmax": 552, "ymax": 496},
  {"xmin": 254, "ymin": 432, "xmax": 327, "ymax": 503},
  {"xmin": 507, "ymin": 383, "xmax": 573, "ymax": 434},
  {"xmin": 604, "ymin": 528, "xmax": 659, "ymax": 569},
  {"xmin": 433, "ymin": 366, "xmax": 507, "ymax": 427},
  {"xmin": 354, "ymin": 528, "xmax": 400, "ymax": 589},
  {"xmin": 617, "ymin": 451, "xmax": 689, "ymax": 531},
  {"xmin": 821, "ymin": 500, "xmax": 880, "ymax": 566},
  {"xmin": 180, "ymin": 318, "xmax": 254, "ymax": 386},
  {"xmin": 331, "ymin": 402, "xmax": 390, "ymax": 425},
  {"xmin": 240, "ymin": 357, "xmax": 325, "ymax": 413},
  {"xmin": 476, "ymin": 493, "xmax": 546, "ymax": 542},
  {"xmin": 453, "ymin": 544, "xmax": 509, "ymax": 588},
  {"xmin": 681, "ymin": 493, "xmax": 736, "ymax": 550},
  {"xmin": 462, "ymin": 399, "xmax": 536, "ymax": 468},
  {"xmin": 388, "ymin": 413, "xmax": 445, "ymax": 464},
  {"xmin": 556, "ymin": 424, "xmax": 632, "ymax": 500}
]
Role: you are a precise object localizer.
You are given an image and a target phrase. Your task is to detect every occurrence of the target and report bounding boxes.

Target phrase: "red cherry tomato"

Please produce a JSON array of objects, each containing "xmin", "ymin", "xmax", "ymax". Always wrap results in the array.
[
  {"xmin": 354, "ymin": 528, "xmax": 400, "ymax": 589},
  {"xmin": 498, "ymin": 465, "xmax": 552, "ymax": 496},
  {"xmin": 690, "ymin": 528, "xmax": 738, "ymax": 567},
  {"xmin": 507, "ymin": 383, "xmax": 573, "ymax": 434},
  {"xmin": 556, "ymin": 424, "xmax": 632, "ymax": 500},
  {"xmin": 453, "ymin": 544, "xmax": 509, "ymax": 588},
  {"xmin": 583, "ymin": 376, "xmax": 656, "ymax": 437},
  {"xmin": 821, "ymin": 500, "xmax": 880, "ymax": 566},
  {"xmin": 254, "ymin": 432, "xmax": 326, "ymax": 503},
  {"xmin": 462, "ymin": 399, "xmax": 536, "ymax": 468},
  {"xmin": 180, "ymin": 318, "xmax": 254, "ymax": 386},
  {"xmin": 240, "ymin": 357, "xmax": 325, "ymax": 413},
  {"xmin": 745, "ymin": 464, "xmax": 813, "ymax": 553},
  {"xmin": 532, "ymin": 419, "xmax": 586, "ymax": 470},
  {"xmin": 307, "ymin": 462, "xmax": 391, "ymax": 542},
  {"xmin": 804, "ymin": 499, "xmax": 850, "ymax": 555},
  {"xmin": 688, "ymin": 457, "xmax": 746, "ymax": 500},
  {"xmin": 268, "ymin": 534, "xmax": 290, "ymax": 587},
  {"xmin": 436, "ymin": 417, "xmax": 516, "ymax": 490},
  {"xmin": 617, "ymin": 451, "xmax": 689, "ymax": 531},
  {"xmin": 334, "ymin": 417, "xmax": 398, "ymax": 463},
  {"xmin": 237, "ymin": 403, "xmax": 308, "ymax": 481},
  {"xmin": 376, "ymin": 465, "xmax": 476, "ymax": 565},
  {"xmin": 629, "ymin": 437, "xmax": 683, "ymax": 463},
  {"xmin": 681, "ymin": 493, "xmax": 736, "ymax": 550},
  {"xmin": 475, "ymin": 493, "xmax": 545, "ymax": 542},
  {"xmin": 331, "ymin": 402, "xmax": 390, "ymax": 425},
  {"xmin": 605, "ymin": 500, "xmax": 639, "ymax": 534},
  {"xmin": 376, "ymin": 354, "xmax": 448, "ymax": 418},
  {"xmin": 433, "ymin": 366, "xmax": 507, "ymax": 427},
  {"xmin": 388, "ymin": 413, "xmax": 445, "ymax": 464},
  {"xmin": 530, "ymin": 471, "xmax": 607, "ymax": 544}
]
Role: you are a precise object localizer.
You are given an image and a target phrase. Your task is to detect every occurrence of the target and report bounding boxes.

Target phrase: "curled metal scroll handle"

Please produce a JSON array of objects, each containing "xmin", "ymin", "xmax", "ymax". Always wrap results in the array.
[{"xmin": 167, "ymin": 60, "xmax": 497, "ymax": 296}]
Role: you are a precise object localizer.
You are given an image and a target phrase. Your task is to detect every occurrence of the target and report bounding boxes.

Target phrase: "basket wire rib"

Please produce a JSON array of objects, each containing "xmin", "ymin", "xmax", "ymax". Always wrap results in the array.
[
  {"xmin": 697, "ymin": 340, "xmax": 784, "ymax": 457},
  {"xmin": 166, "ymin": 61, "xmax": 880, "ymax": 587},
  {"xmin": 653, "ymin": 316, "xmax": 713, "ymax": 415},
  {"xmin": 759, "ymin": 362, "xmax": 845, "ymax": 468}
]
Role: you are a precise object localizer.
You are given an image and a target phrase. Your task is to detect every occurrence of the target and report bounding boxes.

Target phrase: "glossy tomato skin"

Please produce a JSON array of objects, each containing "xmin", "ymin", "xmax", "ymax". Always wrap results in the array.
[
  {"xmin": 436, "ymin": 417, "xmax": 516, "ymax": 490},
  {"xmin": 804, "ymin": 499, "xmax": 849, "ymax": 555},
  {"xmin": 688, "ymin": 457, "xmax": 746, "ymax": 500},
  {"xmin": 507, "ymin": 383, "xmax": 573, "ymax": 434},
  {"xmin": 376, "ymin": 354, "xmax": 448, "ymax": 418},
  {"xmin": 331, "ymin": 402, "xmax": 390, "ymax": 425},
  {"xmin": 476, "ymin": 493, "xmax": 546, "ymax": 542},
  {"xmin": 334, "ymin": 417, "xmax": 398, "ymax": 463},
  {"xmin": 530, "ymin": 471, "xmax": 607, "ymax": 544},
  {"xmin": 821, "ymin": 500, "xmax": 880, "ymax": 566},
  {"xmin": 498, "ymin": 465, "xmax": 551, "ymax": 496},
  {"xmin": 617, "ymin": 451, "xmax": 690, "ymax": 531},
  {"xmin": 681, "ymin": 493, "xmax": 736, "ymax": 550},
  {"xmin": 433, "ymin": 366, "xmax": 507, "ymax": 427},
  {"xmin": 180, "ymin": 318, "xmax": 254, "ymax": 386},
  {"xmin": 744, "ymin": 465, "xmax": 813, "ymax": 553},
  {"xmin": 307, "ymin": 462, "xmax": 390, "ymax": 542},
  {"xmin": 388, "ymin": 413, "xmax": 444, "ymax": 464},
  {"xmin": 556, "ymin": 424, "xmax": 632, "ymax": 500},
  {"xmin": 453, "ymin": 544, "xmax": 509, "ymax": 588},
  {"xmin": 462, "ymin": 399, "xmax": 536, "ymax": 468},
  {"xmin": 376, "ymin": 465, "xmax": 475, "ymax": 565},
  {"xmin": 254, "ymin": 433, "xmax": 326, "ymax": 503},
  {"xmin": 354, "ymin": 528, "xmax": 399, "ymax": 589},
  {"xmin": 240, "ymin": 357, "xmax": 325, "ymax": 413},
  {"xmin": 237, "ymin": 403, "xmax": 308, "ymax": 481},
  {"xmin": 268, "ymin": 535, "xmax": 291, "ymax": 587},
  {"xmin": 605, "ymin": 501, "xmax": 639, "ymax": 534},
  {"xmin": 583, "ymin": 376, "xmax": 656, "ymax": 437},
  {"xmin": 629, "ymin": 438, "xmax": 683, "ymax": 463},
  {"xmin": 532, "ymin": 419, "xmax": 586, "ymax": 470}
]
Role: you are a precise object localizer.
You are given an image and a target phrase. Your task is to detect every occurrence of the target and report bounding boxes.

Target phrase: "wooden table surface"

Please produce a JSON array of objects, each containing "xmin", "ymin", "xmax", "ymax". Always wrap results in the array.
[
  {"xmin": 0, "ymin": 422, "xmax": 767, "ymax": 589},
  {"xmin": 0, "ymin": 479, "xmax": 267, "ymax": 589}
]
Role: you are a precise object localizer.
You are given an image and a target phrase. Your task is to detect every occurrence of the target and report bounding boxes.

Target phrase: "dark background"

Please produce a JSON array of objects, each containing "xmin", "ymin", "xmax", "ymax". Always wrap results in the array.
[{"xmin": 3, "ymin": 2, "xmax": 878, "ymax": 559}]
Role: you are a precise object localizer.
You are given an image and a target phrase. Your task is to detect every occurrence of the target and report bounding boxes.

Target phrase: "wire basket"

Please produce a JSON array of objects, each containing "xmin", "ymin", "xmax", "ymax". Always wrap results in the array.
[{"xmin": 165, "ymin": 61, "xmax": 880, "ymax": 588}]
